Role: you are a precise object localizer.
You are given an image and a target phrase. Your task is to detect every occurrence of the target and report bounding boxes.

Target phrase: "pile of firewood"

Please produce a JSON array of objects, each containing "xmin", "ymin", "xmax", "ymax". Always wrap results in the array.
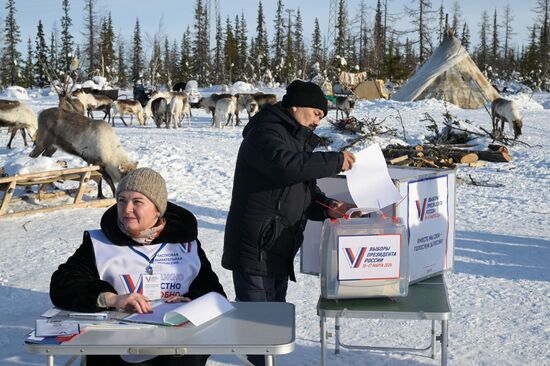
[{"xmin": 382, "ymin": 144, "xmax": 512, "ymax": 169}]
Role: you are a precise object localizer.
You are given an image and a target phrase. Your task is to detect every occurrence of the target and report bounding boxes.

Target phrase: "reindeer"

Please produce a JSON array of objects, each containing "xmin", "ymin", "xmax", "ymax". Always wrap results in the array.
[
  {"xmin": 167, "ymin": 92, "xmax": 192, "ymax": 128},
  {"xmin": 0, "ymin": 99, "xmax": 38, "ymax": 149},
  {"xmin": 111, "ymin": 99, "xmax": 145, "ymax": 126},
  {"xmin": 73, "ymin": 89, "xmax": 113, "ymax": 122},
  {"xmin": 335, "ymin": 95, "xmax": 356, "ymax": 120},
  {"xmin": 213, "ymin": 96, "xmax": 238, "ymax": 128},
  {"xmin": 491, "ymin": 98, "xmax": 523, "ymax": 139},
  {"xmin": 29, "ymin": 107, "xmax": 137, "ymax": 198},
  {"xmin": 151, "ymin": 98, "xmax": 169, "ymax": 128}
]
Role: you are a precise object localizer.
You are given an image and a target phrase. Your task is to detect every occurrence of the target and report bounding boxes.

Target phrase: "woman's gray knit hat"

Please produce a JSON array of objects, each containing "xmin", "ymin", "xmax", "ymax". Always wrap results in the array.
[{"xmin": 116, "ymin": 167, "xmax": 168, "ymax": 217}]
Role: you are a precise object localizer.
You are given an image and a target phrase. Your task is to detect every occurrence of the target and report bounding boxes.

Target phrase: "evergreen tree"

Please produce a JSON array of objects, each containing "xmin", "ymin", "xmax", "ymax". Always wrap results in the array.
[
  {"xmin": 131, "ymin": 18, "xmax": 144, "ymax": 84},
  {"xmin": 49, "ymin": 30, "xmax": 59, "ymax": 78},
  {"xmin": 451, "ymin": 1, "xmax": 461, "ymax": 36},
  {"xmin": 293, "ymin": 9, "xmax": 305, "ymax": 78},
  {"xmin": 224, "ymin": 16, "xmax": 238, "ymax": 83},
  {"xmin": 60, "ymin": 0, "xmax": 74, "ymax": 72},
  {"xmin": 281, "ymin": 9, "xmax": 295, "ymax": 83},
  {"xmin": 233, "ymin": 15, "xmax": 244, "ymax": 81},
  {"xmin": 149, "ymin": 35, "xmax": 162, "ymax": 88},
  {"xmin": 192, "ymin": 0, "xmax": 210, "ymax": 84},
  {"xmin": 34, "ymin": 20, "xmax": 49, "ymax": 87},
  {"xmin": 162, "ymin": 36, "xmax": 171, "ymax": 86},
  {"xmin": 23, "ymin": 37, "xmax": 34, "ymax": 88},
  {"xmin": 2, "ymin": 0, "xmax": 22, "ymax": 86},
  {"xmin": 335, "ymin": 0, "xmax": 347, "ymax": 58},
  {"xmin": 116, "ymin": 39, "xmax": 128, "ymax": 87},
  {"xmin": 407, "ymin": 0, "xmax": 435, "ymax": 64},
  {"xmin": 310, "ymin": 18, "xmax": 323, "ymax": 68},
  {"xmin": 252, "ymin": 0, "xmax": 270, "ymax": 83},
  {"xmin": 477, "ymin": 10, "xmax": 489, "ymax": 69},
  {"xmin": 373, "ymin": 0, "xmax": 385, "ymax": 73},
  {"xmin": 272, "ymin": 0, "xmax": 285, "ymax": 81},
  {"xmin": 461, "ymin": 22, "xmax": 471, "ymax": 52},
  {"xmin": 84, "ymin": 0, "xmax": 98, "ymax": 75},
  {"xmin": 357, "ymin": 0, "xmax": 370, "ymax": 71},
  {"xmin": 238, "ymin": 12, "xmax": 249, "ymax": 81},
  {"xmin": 491, "ymin": 9, "xmax": 500, "ymax": 67},
  {"xmin": 522, "ymin": 25, "xmax": 539, "ymax": 86},
  {"xmin": 213, "ymin": 14, "xmax": 224, "ymax": 84},
  {"xmin": 536, "ymin": 0, "xmax": 550, "ymax": 73},
  {"xmin": 178, "ymin": 27, "xmax": 192, "ymax": 83},
  {"xmin": 99, "ymin": 13, "xmax": 116, "ymax": 81},
  {"xmin": 502, "ymin": 4, "xmax": 515, "ymax": 72},
  {"xmin": 438, "ymin": 1, "xmax": 445, "ymax": 43}
]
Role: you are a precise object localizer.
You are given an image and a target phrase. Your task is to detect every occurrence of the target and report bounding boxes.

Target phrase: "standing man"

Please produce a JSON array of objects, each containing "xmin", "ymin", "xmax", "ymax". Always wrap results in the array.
[{"xmin": 223, "ymin": 79, "xmax": 356, "ymax": 304}]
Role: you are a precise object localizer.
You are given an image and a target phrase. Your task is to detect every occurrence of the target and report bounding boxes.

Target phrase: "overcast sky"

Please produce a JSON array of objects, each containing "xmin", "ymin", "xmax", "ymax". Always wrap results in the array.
[{"xmin": 10, "ymin": 0, "xmax": 538, "ymax": 56}]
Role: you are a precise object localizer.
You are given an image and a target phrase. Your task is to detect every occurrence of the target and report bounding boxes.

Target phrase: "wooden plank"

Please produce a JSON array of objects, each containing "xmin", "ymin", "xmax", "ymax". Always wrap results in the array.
[
  {"xmin": 0, "ymin": 181, "xmax": 16, "ymax": 215},
  {"xmin": 0, "ymin": 198, "xmax": 116, "ymax": 218},
  {"xmin": 0, "ymin": 165, "xmax": 101, "ymax": 184},
  {"xmin": 74, "ymin": 171, "xmax": 92, "ymax": 203}
]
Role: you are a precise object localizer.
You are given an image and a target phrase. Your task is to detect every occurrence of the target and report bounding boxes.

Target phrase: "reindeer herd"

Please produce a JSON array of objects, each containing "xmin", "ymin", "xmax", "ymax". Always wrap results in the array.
[{"xmin": 0, "ymin": 86, "xmax": 524, "ymax": 199}]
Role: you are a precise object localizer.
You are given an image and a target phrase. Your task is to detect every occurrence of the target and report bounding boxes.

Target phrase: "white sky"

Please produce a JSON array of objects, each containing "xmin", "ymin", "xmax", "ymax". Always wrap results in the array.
[{"xmin": 10, "ymin": 0, "xmax": 539, "ymax": 57}]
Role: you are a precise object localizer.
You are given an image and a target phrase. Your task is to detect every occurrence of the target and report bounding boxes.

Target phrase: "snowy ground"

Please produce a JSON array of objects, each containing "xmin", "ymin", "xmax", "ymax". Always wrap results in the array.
[{"xmin": 0, "ymin": 89, "xmax": 548, "ymax": 365}]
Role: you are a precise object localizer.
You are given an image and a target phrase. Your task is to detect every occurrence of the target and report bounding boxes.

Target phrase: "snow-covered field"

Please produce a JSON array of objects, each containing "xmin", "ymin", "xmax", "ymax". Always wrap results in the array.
[{"xmin": 0, "ymin": 89, "xmax": 548, "ymax": 365}]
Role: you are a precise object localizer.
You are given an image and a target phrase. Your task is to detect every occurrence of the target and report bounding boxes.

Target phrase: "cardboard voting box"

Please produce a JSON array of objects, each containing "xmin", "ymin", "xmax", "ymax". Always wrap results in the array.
[
  {"xmin": 301, "ymin": 166, "xmax": 456, "ymax": 284},
  {"xmin": 320, "ymin": 211, "xmax": 409, "ymax": 299}
]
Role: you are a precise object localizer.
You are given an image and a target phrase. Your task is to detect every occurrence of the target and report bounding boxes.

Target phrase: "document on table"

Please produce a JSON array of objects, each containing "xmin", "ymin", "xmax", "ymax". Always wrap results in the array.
[
  {"xmin": 343, "ymin": 143, "xmax": 402, "ymax": 210},
  {"xmin": 35, "ymin": 319, "xmax": 80, "ymax": 337},
  {"xmin": 124, "ymin": 292, "xmax": 234, "ymax": 327}
]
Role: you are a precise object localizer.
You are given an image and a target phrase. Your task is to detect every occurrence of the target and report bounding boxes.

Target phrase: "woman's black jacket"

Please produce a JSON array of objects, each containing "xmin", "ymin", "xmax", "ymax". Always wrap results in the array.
[
  {"xmin": 50, "ymin": 202, "xmax": 225, "ymax": 312},
  {"xmin": 222, "ymin": 103, "xmax": 343, "ymax": 281}
]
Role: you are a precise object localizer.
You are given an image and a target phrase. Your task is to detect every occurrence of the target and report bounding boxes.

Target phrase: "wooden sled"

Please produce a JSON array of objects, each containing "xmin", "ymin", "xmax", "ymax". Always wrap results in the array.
[{"xmin": 0, "ymin": 165, "xmax": 115, "ymax": 218}]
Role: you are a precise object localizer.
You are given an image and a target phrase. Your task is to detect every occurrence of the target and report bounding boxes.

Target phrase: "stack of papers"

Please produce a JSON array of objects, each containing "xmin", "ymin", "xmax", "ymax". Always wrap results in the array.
[{"xmin": 35, "ymin": 319, "xmax": 80, "ymax": 337}]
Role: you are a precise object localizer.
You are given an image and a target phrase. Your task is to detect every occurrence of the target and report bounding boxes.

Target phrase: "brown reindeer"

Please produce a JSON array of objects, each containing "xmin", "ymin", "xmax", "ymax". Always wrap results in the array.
[
  {"xmin": 111, "ymin": 99, "xmax": 145, "ymax": 126},
  {"xmin": 73, "ymin": 89, "xmax": 113, "ymax": 121},
  {"xmin": 29, "ymin": 106, "xmax": 136, "ymax": 198}
]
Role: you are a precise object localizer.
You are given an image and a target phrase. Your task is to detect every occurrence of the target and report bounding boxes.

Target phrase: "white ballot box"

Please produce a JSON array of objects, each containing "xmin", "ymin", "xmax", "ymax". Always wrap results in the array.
[
  {"xmin": 320, "ymin": 210, "xmax": 409, "ymax": 299},
  {"xmin": 301, "ymin": 166, "xmax": 456, "ymax": 284}
]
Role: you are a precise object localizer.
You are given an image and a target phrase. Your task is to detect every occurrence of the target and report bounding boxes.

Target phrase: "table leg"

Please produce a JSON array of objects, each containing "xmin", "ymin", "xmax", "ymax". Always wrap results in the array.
[
  {"xmin": 441, "ymin": 319, "xmax": 448, "ymax": 366},
  {"xmin": 264, "ymin": 354, "xmax": 274, "ymax": 366},
  {"xmin": 335, "ymin": 316, "xmax": 340, "ymax": 355},
  {"xmin": 320, "ymin": 315, "xmax": 327, "ymax": 366},
  {"xmin": 431, "ymin": 320, "xmax": 436, "ymax": 359},
  {"xmin": 46, "ymin": 355, "xmax": 54, "ymax": 366}
]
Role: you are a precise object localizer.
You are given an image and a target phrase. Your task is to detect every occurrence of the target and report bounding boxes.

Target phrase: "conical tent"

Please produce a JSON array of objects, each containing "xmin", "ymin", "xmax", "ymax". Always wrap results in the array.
[{"xmin": 392, "ymin": 35, "xmax": 500, "ymax": 109}]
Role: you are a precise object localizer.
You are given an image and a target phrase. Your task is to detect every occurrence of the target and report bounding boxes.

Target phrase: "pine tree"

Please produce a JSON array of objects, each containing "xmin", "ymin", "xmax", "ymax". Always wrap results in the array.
[
  {"xmin": 281, "ymin": 9, "xmax": 295, "ymax": 83},
  {"xmin": 34, "ymin": 20, "xmax": 49, "ymax": 87},
  {"xmin": 238, "ymin": 12, "xmax": 249, "ymax": 81},
  {"xmin": 162, "ymin": 36, "xmax": 171, "ymax": 86},
  {"xmin": 2, "ymin": 0, "xmax": 22, "ymax": 86},
  {"xmin": 451, "ymin": 1, "xmax": 461, "ymax": 37},
  {"xmin": 293, "ymin": 9, "xmax": 305, "ymax": 79},
  {"xmin": 252, "ymin": 0, "xmax": 270, "ymax": 83},
  {"xmin": 357, "ymin": 0, "xmax": 370, "ymax": 71},
  {"xmin": 131, "ymin": 18, "xmax": 144, "ymax": 84},
  {"xmin": 272, "ymin": 0, "xmax": 285, "ymax": 81},
  {"xmin": 310, "ymin": 18, "xmax": 323, "ymax": 68},
  {"xmin": 99, "ymin": 13, "xmax": 116, "ymax": 81},
  {"xmin": 116, "ymin": 39, "xmax": 128, "ymax": 87},
  {"xmin": 84, "ymin": 0, "xmax": 98, "ymax": 75},
  {"xmin": 502, "ymin": 4, "xmax": 515, "ymax": 73},
  {"xmin": 522, "ymin": 25, "xmax": 539, "ymax": 86},
  {"xmin": 491, "ymin": 9, "xmax": 500, "ymax": 67},
  {"xmin": 23, "ymin": 37, "xmax": 34, "ymax": 88},
  {"xmin": 213, "ymin": 14, "xmax": 224, "ymax": 84},
  {"xmin": 407, "ymin": 0, "xmax": 435, "ymax": 64},
  {"xmin": 149, "ymin": 35, "xmax": 162, "ymax": 88},
  {"xmin": 60, "ymin": 0, "xmax": 74, "ymax": 72},
  {"xmin": 178, "ymin": 27, "xmax": 192, "ymax": 83},
  {"xmin": 461, "ymin": 22, "xmax": 471, "ymax": 52},
  {"xmin": 233, "ymin": 15, "xmax": 243, "ymax": 81},
  {"xmin": 49, "ymin": 30, "xmax": 59, "ymax": 78},
  {"xmin": 477, "ymin": 10, "xmax": 489, "ymax": 69},
  {"xmin": 192, "ymin": 0, "xmax": 210, "ymax": 84},
  {"xmin": 373, "ymin": 0, "xmax": 385, "ymax": 73},
  {"xmin": 536, "ymin": 0, "xmax": 550, "ymax": 73},
  {"xmin": 224, "ymin": 16, "xmax": 238, "ymax": 83},
  {"xmin": 335, "ymin": 0, "xmax": 346, "ymax": 58},
  {"xmin": 438, "ymin": 2, "xmax": 445, "ymax": 43}
]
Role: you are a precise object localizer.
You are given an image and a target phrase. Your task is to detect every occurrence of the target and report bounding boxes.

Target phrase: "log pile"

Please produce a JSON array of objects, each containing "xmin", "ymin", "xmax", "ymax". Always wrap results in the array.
[{"xmin": 382, "ymin": 144, "xmax": 512, "ymax": 169}]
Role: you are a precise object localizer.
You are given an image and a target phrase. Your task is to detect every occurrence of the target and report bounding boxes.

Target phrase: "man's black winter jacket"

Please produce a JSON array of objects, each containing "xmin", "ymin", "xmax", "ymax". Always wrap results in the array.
[
  {"xmin": 222, "ymin": 103, "xmax": 343, "ymax": 281},
  {"xmin": 50, "ymin": 202, "xmax": 225, "ymax": 312}
]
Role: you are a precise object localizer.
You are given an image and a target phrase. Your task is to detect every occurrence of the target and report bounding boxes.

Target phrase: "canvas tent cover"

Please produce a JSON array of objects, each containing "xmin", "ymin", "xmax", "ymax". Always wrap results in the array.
[
  {"xmin": 354, "ymin": 80, "xmax": 389, "ymax": 100},
  {"xmin": 392, "ymin": 36, "xmax": 500, "ymax": 109}
]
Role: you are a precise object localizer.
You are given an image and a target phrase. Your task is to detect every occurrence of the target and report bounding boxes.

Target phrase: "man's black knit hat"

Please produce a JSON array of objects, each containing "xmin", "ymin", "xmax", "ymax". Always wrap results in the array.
[{"xmin": 281, "ymin": 80, "xmax": 328, "ymax": 117}]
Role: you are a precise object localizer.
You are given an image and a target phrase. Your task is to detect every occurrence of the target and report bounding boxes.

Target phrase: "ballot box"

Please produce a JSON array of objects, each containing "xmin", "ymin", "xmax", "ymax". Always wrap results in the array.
[
  {"xmin": 320, "ymin": 210, "xmax": 409, "ymax": 298},
  {"xmin": 301, "ymin": 166, "xmax": 456, "ymax": 284}
]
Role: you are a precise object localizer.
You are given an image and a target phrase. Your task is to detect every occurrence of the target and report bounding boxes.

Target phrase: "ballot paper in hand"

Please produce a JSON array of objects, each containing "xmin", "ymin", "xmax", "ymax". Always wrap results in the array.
[
  {"xmin": 343, "ymin": 143, "xmax": 402, "ymax": 210},
  {"xmin": 124, "ymin": 292, "xmax": 234, "ymax": 327}
]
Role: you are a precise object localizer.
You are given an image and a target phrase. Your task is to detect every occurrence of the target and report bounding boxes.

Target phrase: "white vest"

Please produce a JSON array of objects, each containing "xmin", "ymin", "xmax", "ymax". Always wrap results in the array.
[{"xmin": 89, "ymin": 230, "xmax": 201, "ymax": 299}]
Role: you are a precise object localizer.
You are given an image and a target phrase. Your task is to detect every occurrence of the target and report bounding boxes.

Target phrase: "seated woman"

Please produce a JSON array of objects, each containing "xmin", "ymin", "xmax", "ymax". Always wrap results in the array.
[{"xmin": 50, "ymin": 167, "xmax": 225, "ymax": 366}]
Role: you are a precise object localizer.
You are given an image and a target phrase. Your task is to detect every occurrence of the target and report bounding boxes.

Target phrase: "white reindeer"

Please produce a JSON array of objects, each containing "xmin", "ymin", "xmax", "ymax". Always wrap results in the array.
[
  {"xmin": 111, "ymin": 99, "xmax": 145, "ymax": 126},
  {"xmin": 29, "ymin": 107, "xmax": 137, "ymax": 198},
  {"xmin": 0, "ymin": 99, "xmax": 37, "ymax": 149},
  {"xmin": 491, "ymin": 98, "xmax": 523, "ymax": 139},
  {"xmin": 168, "ymin": 92, "xmax": 191, "ymax": 128},
  {"xmin": 213, "ymin": 96, "xmax": 237, "ymax": 128}
]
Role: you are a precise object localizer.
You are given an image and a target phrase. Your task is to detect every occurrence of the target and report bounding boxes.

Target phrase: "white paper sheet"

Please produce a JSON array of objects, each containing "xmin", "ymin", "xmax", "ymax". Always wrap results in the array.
[{"xmin": 343, "ymin": 144, "xmax": 402, "ymax": 210}]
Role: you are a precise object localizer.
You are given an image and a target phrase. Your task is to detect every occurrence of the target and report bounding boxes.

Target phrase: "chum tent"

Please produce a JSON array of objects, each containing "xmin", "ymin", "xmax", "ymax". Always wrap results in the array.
[{"xmin": 392, "ymin": 35, "xmax": 500, "ymax": 109}]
